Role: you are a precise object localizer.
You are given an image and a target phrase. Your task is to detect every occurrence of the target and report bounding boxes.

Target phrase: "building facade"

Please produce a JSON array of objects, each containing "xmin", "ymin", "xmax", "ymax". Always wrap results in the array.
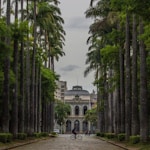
[
  {"xmin": 55, "ymin": 80, "xmax": 67, "ymax": 101},
  {"xmin": 64, "ymin": 85, "xmax": 92, "ymax": 134}
]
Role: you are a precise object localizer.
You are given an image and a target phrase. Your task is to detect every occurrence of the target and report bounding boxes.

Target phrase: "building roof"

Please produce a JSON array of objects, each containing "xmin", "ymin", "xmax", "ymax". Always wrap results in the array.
[{"xmin": 65, "ymin": 85, "xmax": 90, "ymax": 96}]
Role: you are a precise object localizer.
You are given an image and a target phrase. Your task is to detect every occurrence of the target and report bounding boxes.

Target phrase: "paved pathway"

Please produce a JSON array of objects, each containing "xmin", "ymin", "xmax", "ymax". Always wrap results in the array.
[{"xmin": 11, "ymin": 134, "xmax": 125, "ymax": 150}]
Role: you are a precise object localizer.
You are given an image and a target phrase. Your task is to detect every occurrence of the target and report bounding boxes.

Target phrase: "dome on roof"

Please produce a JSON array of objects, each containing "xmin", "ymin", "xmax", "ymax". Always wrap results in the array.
[{"xmin": 65, "ymin": 85, "xmax": 89, "ymax": 96}]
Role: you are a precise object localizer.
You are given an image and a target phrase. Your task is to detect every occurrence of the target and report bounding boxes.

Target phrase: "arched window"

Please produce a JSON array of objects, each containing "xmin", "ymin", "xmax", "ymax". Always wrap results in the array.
[
  {"xmin": 82, "ymin": 121, "xmax": 88, "ymax": 132},
  {"xmin": 66, "ymin": 120, "xmax": 71, "ymax": 132},
  {"xmin": 74, "ymin": 120, "xmax": 80, "ymax": 131},
  {"xmin": 83, "ymin": 106, "xmax": 87, "ymax": 115},
  {"xmin": 75, "ymin": 106, "xmax": 79, "ymax": 115}
]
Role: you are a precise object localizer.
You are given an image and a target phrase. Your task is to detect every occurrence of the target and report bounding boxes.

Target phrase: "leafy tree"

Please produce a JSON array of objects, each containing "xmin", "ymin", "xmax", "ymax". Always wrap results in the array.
[
  {"xmin": 55, "ymin": 100, "xmax": 71, "ymax": 126},
  {"xmin": 84, "ymin": 107, "xmax": 97, "ymax": 126}
]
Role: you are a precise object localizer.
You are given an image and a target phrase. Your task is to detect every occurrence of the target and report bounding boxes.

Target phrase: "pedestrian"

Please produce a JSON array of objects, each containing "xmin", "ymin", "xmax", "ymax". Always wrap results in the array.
[
  {"xmin": 88, "ymin": 130, "xmax": 91, "ymax": 136},
  {"xmin": 72, "ymin": 127, "xmax": 77, "ymax": 139}
]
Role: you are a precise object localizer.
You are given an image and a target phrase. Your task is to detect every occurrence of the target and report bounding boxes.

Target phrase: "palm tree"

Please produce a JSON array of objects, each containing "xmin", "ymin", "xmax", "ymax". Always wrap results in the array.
[
  {"xmin": 25, "ymin": 0, "xmax": 31, "ymax": 134},
  {"xmin": 125, "ymin": 12, "xmax": 131, "ymax": 141},
  {"xmin": 131, "ymin": 14, "xmax": 139, "ymax": 135},
  {"xmin": 11, "ymin": 0, "xmax": 19, "ymax": 136},
  {"xmin": 19, "ymin": 0, "xmax": 25, "ymax": 133},
  {"xmin": 0, "ymin": 0, "xmax": 1, "ymax": 17},
  {"xmin": 139, "ymin": 17, "xmax": 149, "ymax": 142},
  {"xmin": 118, "ymin": 23, "xmax": 125, "ymax": 134},
  {"xmin": 30, "ymin": 0, "xmax": 37, "ymax": 134},
  {"xmin": 2, "ymin": 0, "xmax": 11, "ymax": 133}
]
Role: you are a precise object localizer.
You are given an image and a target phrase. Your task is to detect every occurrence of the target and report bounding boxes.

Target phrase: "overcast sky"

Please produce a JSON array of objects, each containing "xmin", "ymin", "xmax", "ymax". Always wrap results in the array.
[{"xmin": 55, "ymin": 0, "xmax": 96, "ymax": 93}]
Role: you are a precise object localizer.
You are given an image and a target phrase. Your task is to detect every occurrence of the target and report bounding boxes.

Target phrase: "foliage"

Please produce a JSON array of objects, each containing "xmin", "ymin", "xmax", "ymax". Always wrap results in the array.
[
  {"xmin": 118, "ymin": 133, "xmax": 125, "ymax": 141},
  {"xmin": 11, "ymin": 20, "xmax": 29, "ymax": 41},
  {"xmin": 96, "ymin": 132, "xmax": 105, "ymax": 137},
  {"xmin": 0, "ymin": 18, "xmax": 11, "ymax": 37},
  {"xmin": 33, "ymin": 133, "xmax": 42, "ymax": 138},
  {"xmin": 41, "ymin": 67, "xmax": 57, "ymax": 102},
  {"xmin": 139, "ymin": 24, "xmax": 150, "ymax": 50},
  {"xmin": 49, "ymin": 132, "xmax": 58, "ymax": 137},
  {"xmin": 17, "ymin": 133, "xmax": 27, "ymax": 140},
  {"xmin": 0, "ymin": 133, "xmax": 13, "ymax": 143},
  {"xmin": 105, "ymin": 133, "xmax": 116, "ymax": 139},
  {"xmin": 100, "ymin": 45, "xmax": 119, "ymax": 67},
  {"xmin": 84, "ymin": 107, "xmax": 97, "ymax": 125},
  {"xmin": 129, "ymin": 135, "xmax": 140, "ymax": 144},
  {"xmin": 55, "ymin": 100, "xmax": 71, "ymax": 125}
]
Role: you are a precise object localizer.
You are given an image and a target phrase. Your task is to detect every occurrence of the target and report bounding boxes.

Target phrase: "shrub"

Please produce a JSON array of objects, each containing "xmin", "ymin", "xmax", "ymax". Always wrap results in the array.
[
  {"xmin": 100, "ymin": 133, "xmax": 105, "ymax": 137},
  {"xmin": 49, "ymin": 132, "xmax": 57, "ymax": 137},
  {"xmin": 118, "ymin": 133, "xmax": 125, "ymax": 141},
  {"xmin": 105, "ymin": 133, "xmax": 116, "ymax": 139},
  {"xmin": 96, "ymin": 132, "xmax": 101, "ymax": 136},
  {"xmin": 40, "ymin": 132, "xmax": 49, "ymax": 137},
  {"xmin": 129, "ymin": 135, "xmax": 140, "ymax": 144},
  {"xmin": 51, "ymin": 132, "xmax": 57, "ymax": 135},
  {"xmin": 17, "ymin": 133, "xmax": 27, "ymax": 140},
  {"xmin": 96, "ymin": 132, "xmax": 105, "ymax": 137},
  {"xmin": 0, "ymin": 133, "xmax": 13, "ymax": 143},
  {"xmin": 33, "ymin": 133, "xmax": 42, "ymax": 138}
]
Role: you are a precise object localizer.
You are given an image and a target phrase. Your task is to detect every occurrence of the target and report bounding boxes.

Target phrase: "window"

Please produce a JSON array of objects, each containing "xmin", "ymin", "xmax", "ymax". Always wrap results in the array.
[
  {"xmin": 83, "ymin": 106, "xmax": 87, "ymax": 115},
  {"xmin": 75, "ymin": 106, "xmax": 79, "ymax": 115}
]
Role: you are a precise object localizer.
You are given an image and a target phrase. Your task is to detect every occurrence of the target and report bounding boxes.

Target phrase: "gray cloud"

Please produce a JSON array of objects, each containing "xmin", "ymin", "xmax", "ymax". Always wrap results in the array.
[
  {"xmin": 60, "ymin": 65, "xmax": 80, "ymax": 72},
  {"xmin": 64, "ymin": 17, "xmax": 91, "ymax": 30}
]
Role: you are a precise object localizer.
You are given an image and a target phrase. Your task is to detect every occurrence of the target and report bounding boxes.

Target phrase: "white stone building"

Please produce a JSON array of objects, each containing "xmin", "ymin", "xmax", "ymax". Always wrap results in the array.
[
  {"xmin": 55, "ymin": 80, "xmax": 67, "ymax": 101},
  {"xmin": 64, "ymin": 85, "xmax": 92, "ymax": 134}
]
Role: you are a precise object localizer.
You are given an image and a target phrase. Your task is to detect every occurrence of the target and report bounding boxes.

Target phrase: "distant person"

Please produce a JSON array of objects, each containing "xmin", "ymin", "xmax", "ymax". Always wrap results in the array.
[
  {"xmin": 72, "ymin": 127, "xmax": 77, "ymax": 139},
  {"xmin": 88, "ymin": 130, "xmax": 91, "ymax": 136},
  {"xmin": 85, "ymin": 130, "xmax": 88, "ymax": 135}
]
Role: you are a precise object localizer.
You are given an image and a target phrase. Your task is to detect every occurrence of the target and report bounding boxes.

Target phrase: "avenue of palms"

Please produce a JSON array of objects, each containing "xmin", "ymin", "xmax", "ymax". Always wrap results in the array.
[
  {"xmin": 0, "ymin": 0, "xmax": 150, "ymax": 146},
  {"xmin": 84, "ymin": 0, "xmax": 150, "ymax": 143}
]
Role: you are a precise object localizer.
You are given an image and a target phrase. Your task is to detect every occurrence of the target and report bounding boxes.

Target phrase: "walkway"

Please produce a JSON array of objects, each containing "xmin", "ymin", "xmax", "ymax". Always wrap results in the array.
[{"xmin": 7, "ymin": 134, "xmax": 126, "ymax": 150}]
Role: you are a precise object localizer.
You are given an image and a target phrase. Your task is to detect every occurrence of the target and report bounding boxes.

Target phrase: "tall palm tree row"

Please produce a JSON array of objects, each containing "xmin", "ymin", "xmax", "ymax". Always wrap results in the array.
[
  {"xmin": 85, "ymin": 0, "xmax": 150, "ymax": 142},
  {"xmin": 0, "ymin": 0, "xmax": 65, "ymax": 136}
]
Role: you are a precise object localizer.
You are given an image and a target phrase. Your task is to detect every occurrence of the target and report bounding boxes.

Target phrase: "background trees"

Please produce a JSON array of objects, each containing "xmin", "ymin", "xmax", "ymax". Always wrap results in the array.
[
  {"xmin": 54, "ymin": 100, "xmax": 71, "ymax": 126},
  {"xmin": 85, "ymin": 0, "xmax": 150, "ymax": 142},
  {"xmin": 0, "ymin": 0, "xmax": 65, "ymax": 136}
]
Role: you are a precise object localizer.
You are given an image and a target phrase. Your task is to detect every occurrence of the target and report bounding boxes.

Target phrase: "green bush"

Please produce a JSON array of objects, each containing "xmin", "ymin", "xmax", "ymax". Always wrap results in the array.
[
  {"xmin": 96, "ymin": 132, "xmax": 105, "ymax": 137},
  {"xmin": 51, "ymin": 132, "xmax": 57, "ymax": 135},
  {"xmin": 118, "ymin": 133, "xmax": 125, "ymax": 141},
  {"xmin": 33, "ymin": 132, "xmax": 49, "ymax": 138},
  {"xmin": 100, "ymin": 133, "xmax": 105, "ymax": 137},
  {"xmin": 0, "ymin": 133, "xmax": 13, "ymax": 143},
  {"xmin": 96, "ymin": 132, "xmax": 101, "ymax": 136},
  {"xmin": 33, "ymin": 133, "xmax": 42, "ymax": 138},
  {"xmin": 105, "ymin": 133, "xmax": 116, "ymax": 139},
  {"xmin": 49, "ymin": 132, "xmax": 57, "ymax": 137},
  {"xmin": 40, "ymin": 132, "xmax": 49, "ymax": 137},
  {"xmin": 129, "ymin": 135, "xmax": 140, "ymax": 144},
  {"xmin": 17, "ymin": 133, "xmax": 27, "ymax": 140}
]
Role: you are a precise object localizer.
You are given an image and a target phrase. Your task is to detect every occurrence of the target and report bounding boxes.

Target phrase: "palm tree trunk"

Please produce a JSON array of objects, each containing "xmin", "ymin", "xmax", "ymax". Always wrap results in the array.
[
  {"xmin": 131, "ymin": 14, "xmax": 139, "ymax": 135},
  {"xmin": 11, "ymin": 0, "xmax": 19, "ymax": 136},
  {"xmin": 25, "ymin": 0, "xmax": 31, "ymax": 134},
  {"xmin": 37, "ymin": 69, "xmax": 41, "ymax": 132},
  {"xmin": 104, "ymin": 70, "xmax": 108, "ymax": 132},
  {"xmin": 139, "ymin": 17, "xmax": 149, "ymax": 143},
  {"xmin": 125, "ymin": 12, "xmax": 131, "ymax": 140},
  {"xmin": 118, "ymin": 23, "xmax": 125, "ymax": 134},
  {"xmin": 0, "ymin": 0, "xmax": 1, "ymax": 16},
  {"xmin": 2, "ymin": 0, "xmax": 11, "ymax": 133},
  {"xmin": 34, "ymin": 65, "xmax": 39, "ymax": 132},
  {"xmin": 49, "ymin": 56, "xmax": 55, "ymax": 132},
  {"xmin": 30, "ymin": 0, "xmax": 37, "ymax": 134},
  {"xmin": 18, "ymin": 0, "xmax": 25, "ymax": 133}
]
